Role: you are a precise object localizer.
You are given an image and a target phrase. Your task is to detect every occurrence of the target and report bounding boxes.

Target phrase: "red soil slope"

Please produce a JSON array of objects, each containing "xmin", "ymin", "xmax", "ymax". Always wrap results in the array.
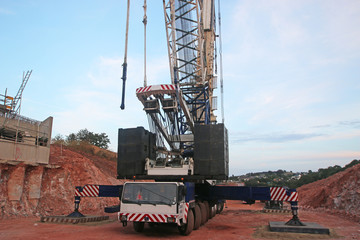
[
  {"xmin": 0, "ymin": 144, "xmax": 123, "ymax": 218},
  {"xmin": 298, "ymin": 163, "xmax": 360, "ymax": 221}
]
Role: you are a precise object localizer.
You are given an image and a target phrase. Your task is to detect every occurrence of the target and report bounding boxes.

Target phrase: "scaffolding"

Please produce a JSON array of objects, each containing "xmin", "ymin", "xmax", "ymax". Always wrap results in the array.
[{"xmin": 0, "ymin": 70, "xmax": 53, "ymax": 165}]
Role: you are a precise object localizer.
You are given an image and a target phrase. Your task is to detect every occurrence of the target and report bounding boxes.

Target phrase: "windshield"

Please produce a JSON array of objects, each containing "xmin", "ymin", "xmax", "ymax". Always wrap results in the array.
[{"xmin": 122, "ymin": 183, "xmax": 177, "ymax": 205}]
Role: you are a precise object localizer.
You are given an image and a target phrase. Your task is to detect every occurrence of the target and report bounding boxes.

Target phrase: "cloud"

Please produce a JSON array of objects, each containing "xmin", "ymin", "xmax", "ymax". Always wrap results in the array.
[
  {"xmin": 312, "ymin": 124, "xmax": 332, "ymax": 129},
  {"xmin": 338, "ymin": 120, "xmax": 360, "ymax": 129},
  {"xmin": 231, "ymin": 132, "xmax": 326, "ymax": 143},
  {"xmin": 312, "ymin": 120, "xmax": 360, "ymax": 130}
]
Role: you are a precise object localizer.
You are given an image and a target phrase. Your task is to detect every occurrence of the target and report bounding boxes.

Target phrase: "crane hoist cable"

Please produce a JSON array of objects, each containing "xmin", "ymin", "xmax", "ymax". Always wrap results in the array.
[
  {"xmin": 143, "ymin": 0, "xmax": 147, "ymax": 87},
  {"xmin": 218, "ymin": 0, "xmax": 225, "ymax": 123},
  {"xmin": 120, "ymin": 0, "xmax": 130, "ymax": 110}
]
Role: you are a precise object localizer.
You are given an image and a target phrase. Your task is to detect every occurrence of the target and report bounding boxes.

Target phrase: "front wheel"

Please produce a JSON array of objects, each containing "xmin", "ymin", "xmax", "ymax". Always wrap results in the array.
[
  {"xmin": 178, "ymin": 209, "xmax": 194, "ymax": 235},
  {"xmin": 133, "ymin": 222, "xmax": 145, "ymax": 232}
]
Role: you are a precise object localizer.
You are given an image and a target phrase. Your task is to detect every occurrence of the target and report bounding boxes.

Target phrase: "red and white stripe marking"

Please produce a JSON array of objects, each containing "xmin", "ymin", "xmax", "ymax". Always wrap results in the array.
[
  {"xmin": 119, "ymin": 213, "xmax": 177, "ymax": 223},
  {"xmin": 136, "ymin": 84, "xmax": 176, "ymax": 94},
  {"xmin": 136, "ymin": 85, "xmax": 152, "ymax": 93},
  {"xmin": 270, "ymin": 187, "xmax": 298, "ymax": 202},
  {"xmin": 75, "ymin": 185, "xmax": 99, "ymax": 197},
  {"xmin": 183, "ymin": 203, "xmax": 189, "ymax": 223}
]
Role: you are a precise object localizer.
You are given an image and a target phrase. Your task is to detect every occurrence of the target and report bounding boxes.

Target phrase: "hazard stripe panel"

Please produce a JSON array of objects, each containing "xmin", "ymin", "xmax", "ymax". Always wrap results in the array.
[
  {"xmin": 120, "ymin": 213, "xmax": 177, "ymax": 223},
  {"xmin": 75, "ymin": 185, "xmax": 100, "ymax": 197},
  {"xmin": 270, "ymin": 187, "xmax": 298, "ymax": 202},
  {"xmin": 136, "ymin": 84, "xmax": 176, "ymax": 94},
  {"xmin": 184, "ymin": 203, "xmax": 189, "ymax": 223}
]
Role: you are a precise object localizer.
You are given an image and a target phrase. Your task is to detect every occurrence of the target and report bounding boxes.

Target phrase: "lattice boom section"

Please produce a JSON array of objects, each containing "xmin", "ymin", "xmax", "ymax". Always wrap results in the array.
[
  {"xmin": 270, "ymin": 187, "xmax": 298, "ymax": 202},
  {"xmin": 75, "ymin": 185, "xmax": 99, "ymax": 197}
]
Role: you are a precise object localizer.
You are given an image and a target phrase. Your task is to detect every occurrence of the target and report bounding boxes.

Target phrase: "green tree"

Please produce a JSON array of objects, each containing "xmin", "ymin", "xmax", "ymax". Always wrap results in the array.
[
  {"xmin": 66, "ymin": 128, "xmax": 110, "ymax": 149},
  {"xmin": 52, "ymin": 134, "xmax": 65, "ymax": 144}
]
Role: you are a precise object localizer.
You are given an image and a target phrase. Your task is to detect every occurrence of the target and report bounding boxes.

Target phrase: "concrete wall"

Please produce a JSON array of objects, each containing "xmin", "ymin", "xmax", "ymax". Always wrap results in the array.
[
  {"xmin": 0, "ymin": 142, "xmax": 50, "ymax": 164},
  {"xmin": 0, "ymin": 115, "xmax": 53, "ymax": 165}
]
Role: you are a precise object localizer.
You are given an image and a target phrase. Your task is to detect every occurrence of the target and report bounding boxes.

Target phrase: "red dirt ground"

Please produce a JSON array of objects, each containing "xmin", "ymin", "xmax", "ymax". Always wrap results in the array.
[{"xmin": 0, "ymin": 201, "xmax": 359, "ymax": 240}]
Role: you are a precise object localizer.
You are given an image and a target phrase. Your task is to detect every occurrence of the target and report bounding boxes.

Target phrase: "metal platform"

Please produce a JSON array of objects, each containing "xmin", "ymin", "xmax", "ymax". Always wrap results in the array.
[
  {"xmin": 40, "ymin": 215, "xmax": 109, "ymax": 224},
  {"xmin": 269, "ymin": 221, "xmax": 330, "ymax": 234}
]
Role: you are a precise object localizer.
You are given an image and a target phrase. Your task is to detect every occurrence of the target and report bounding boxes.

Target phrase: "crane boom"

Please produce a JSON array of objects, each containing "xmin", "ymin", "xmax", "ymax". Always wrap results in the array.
[{"xmin": 136, "ymin": 1, "xmax": 217, "ymax": 158}]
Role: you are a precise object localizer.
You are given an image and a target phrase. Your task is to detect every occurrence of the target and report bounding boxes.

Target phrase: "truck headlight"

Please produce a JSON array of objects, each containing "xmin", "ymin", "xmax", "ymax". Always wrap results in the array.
[{"xmin": 121, "ymin": 215, "xmax": 127, "ymax": 221}]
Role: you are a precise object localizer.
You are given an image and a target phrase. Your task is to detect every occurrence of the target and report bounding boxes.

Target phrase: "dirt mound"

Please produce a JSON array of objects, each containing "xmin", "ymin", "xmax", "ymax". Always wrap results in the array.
[
  {"xmin": 0, "ymin": 144, "xmax": 123, "ymax": 219},
  {"xmin": 298, "ymin": 163, "xmax": 360, "ymax": 221}
]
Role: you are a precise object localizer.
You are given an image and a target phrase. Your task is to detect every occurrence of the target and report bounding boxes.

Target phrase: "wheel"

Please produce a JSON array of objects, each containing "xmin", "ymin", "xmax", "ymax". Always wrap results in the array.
[
  {"xmin": 203, "ymin": 201, "xmax": 210, "ymax": 220},
  {"xmin": 193, "ymin": 204, "xmax": 201, "ymax": 230},
  {"xmin": 178, "ymin": 208, "xmax": 194, "ymax": 235},
  {"xmin": 133, "ymin": 222, "xmax": 145, "ymax": 232},
  {"xmin": 211, "ymin": 205, "xmax": 216, "ymax": 218},
  {"xmin": 217, "ymin": 201, "xmax": 224, "ymax": 214},
  {"xmin": 205, "ymin": 201, "xmax": 214, "ymax": 219},
  {"xmin": 198, "ymin": 202, "xmax": 207, "ymax": 225}
]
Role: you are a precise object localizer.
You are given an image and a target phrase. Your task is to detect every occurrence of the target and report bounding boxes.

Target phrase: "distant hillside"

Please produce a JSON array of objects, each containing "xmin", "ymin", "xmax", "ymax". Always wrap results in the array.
[{"xmin": 230, "ymin": 159, "xmax": 360, "ymax": 189}]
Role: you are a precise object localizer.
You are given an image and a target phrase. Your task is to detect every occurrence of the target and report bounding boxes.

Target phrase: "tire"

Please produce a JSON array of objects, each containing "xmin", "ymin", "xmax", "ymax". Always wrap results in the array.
[
  {"xmin": 178, "ymin": 208, "xmax": 194, "ymax": 235},
  {"xmin": 205, "ymin": 201, "xmax": 213, "ymax": 219},
  {"xmin": 203, "ymin": 201, "xmax": 210, "ymax": 220},
  {"xmin": 133, "ymin": 222, "xmax": 145, "ymax": 232},
  {"xmin": 217, "ymin": 202, "xmax": 224, "ymax": 214},
  {"xmin": 211, "ymin": 205, "xmax": 216, "ymax": 218},
  {"xmin": 193, "ymin": 204, "xmax": 201, "ymax": 230},
  {"xmin": 199, "ymin": 202, "xmax": 207, "ymax": 225}
]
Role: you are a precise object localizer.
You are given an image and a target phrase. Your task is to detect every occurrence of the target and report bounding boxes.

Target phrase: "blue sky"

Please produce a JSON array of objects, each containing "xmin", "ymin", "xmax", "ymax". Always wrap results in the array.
[{"xmin": 1, "ymin": 0, "xmax": 359, "ymax": 175}]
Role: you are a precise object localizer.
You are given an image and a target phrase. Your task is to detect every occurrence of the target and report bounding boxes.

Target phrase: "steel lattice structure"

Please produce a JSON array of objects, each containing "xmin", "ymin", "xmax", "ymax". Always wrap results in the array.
[{"xmin": 137, "ymin": 0, "xmax": 217, "ymax": 154}]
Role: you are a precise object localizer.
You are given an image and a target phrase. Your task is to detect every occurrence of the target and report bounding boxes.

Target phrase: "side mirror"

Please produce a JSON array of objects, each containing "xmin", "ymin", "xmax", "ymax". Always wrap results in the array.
[
  {"xmin": 178, "ymin": 185, "xmax": 187, "ymax": 200},
  {"xmin": 182, "ymin": 185, "xmax": 187, "ymax": 196}
]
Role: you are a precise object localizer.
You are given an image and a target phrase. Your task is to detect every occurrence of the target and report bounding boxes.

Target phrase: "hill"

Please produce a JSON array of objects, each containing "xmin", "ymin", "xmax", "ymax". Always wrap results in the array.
[{"xmin": 298, "ymin": 163, "xmax": 360, "ymax": 221}]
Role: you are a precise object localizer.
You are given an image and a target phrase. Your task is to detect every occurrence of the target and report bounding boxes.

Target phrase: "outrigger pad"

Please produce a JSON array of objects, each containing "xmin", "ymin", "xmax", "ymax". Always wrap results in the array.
[
  {"xmin": 67, "ymin": 210, "xmax": 85, "ymax": 218},
  {"xmin": 40, "ymin": 215, "xmax": 109, "ymax": 224},
  {"xmin": 269, "ymin": 221, "xmax": 330, "ymax": 234}
]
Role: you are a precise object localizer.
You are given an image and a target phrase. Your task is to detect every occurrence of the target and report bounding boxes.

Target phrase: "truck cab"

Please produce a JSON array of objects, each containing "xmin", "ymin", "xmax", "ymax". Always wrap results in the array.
[{"xmin": 119, "ymin": 182, "xmax": 190, "ymax": 232}]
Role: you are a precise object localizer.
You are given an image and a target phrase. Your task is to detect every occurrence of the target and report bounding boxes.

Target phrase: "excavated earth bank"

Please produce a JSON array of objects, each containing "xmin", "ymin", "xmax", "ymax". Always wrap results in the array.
[
  {"xmin": 0, "ymin": 144, "xmax": 123, "ymax": 218},
  {"xmin": 298, "ymin": 163, "xmax": 360, "ymax": 222}
]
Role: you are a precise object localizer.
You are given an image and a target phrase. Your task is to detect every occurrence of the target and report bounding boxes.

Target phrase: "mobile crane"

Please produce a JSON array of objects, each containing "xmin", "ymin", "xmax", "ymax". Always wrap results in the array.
[{"xmin": 70, "ymin": 0, "xmax": 302, "ymax": 236}]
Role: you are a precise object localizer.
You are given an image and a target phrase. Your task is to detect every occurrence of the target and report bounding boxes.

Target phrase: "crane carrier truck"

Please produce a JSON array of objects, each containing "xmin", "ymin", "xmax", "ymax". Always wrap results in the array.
[{"xmin": 70, "ymin": 0, "xmax": 302, "ymax": 235}]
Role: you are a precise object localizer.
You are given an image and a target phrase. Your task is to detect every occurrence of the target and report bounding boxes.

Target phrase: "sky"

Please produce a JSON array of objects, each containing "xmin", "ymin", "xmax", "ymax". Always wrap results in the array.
[{"xmin": 1, "ymin": 0, "xmax": 359, "ymax": 175}]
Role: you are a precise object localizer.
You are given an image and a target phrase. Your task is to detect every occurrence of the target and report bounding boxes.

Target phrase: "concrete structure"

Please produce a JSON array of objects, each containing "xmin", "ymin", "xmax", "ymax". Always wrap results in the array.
[{"xmin": 0, "ymin": 113, "xmax": 53, "ymax": 165}]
